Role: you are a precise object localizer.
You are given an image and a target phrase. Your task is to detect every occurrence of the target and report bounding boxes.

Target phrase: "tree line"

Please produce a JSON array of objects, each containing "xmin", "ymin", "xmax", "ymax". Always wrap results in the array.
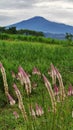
[
  {"xmin": 0, "ymin": 26, "xmax": 44, "ymax": 37},
  {"xmin": 0, "ymin": 26, "xmax": 73, "ymax": 41}
]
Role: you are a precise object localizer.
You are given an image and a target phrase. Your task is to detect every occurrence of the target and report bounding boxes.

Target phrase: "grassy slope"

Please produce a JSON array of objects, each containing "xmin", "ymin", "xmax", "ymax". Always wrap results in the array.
[{"xmin": 0, "ymin": 39, "xmax": 73, "ymax": 130}]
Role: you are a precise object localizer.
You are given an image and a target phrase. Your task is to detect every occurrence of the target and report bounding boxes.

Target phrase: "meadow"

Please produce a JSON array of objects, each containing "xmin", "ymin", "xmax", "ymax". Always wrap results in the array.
[{"xmin": 0, "ymin": 35, "xmax": 73, "ymax": 130}]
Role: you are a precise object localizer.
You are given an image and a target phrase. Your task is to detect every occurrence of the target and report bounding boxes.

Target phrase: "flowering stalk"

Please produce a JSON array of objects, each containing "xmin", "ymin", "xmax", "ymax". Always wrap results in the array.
[
  {"xmin": 32, "ymin": 67, "xmax": 41, "ymax": 75},
  {"xmin": 54, "ymin": 84, "xmax": 60, "ymax": 102},
  {"xmin": 0, "ymin": 62, "xmax": 9, "ymax": 96},
  {"xmin": 30, "ymin": 105, "xmax": 36, "ymax": 119},
  {"xmin": 13, "ymin": 111, "xmax": 19, "ymax": 119},
  {"xmin": 30, "ymin": 103, "xmax": 44, "ymax": 118},
  {"xmin": 7, "ymin": 93, "xmax": 15, "ymax": 105},
  {"xmin": 18, "ymin": 66, "xmax": 31, "ymax": 95},
  {"xmin": 67, "ymin": 84, "xmax": 73, "ymax": 96},
  {"xmin": 55, "ymin": 68, "xmax": 66, "ymax": 101},
  {"xmin": 13, "ymin": 83, "xmax": 27, "ymax": 120},
  {"xmin": 43, "ymin": 74, "xmax": 57, "ymax": 113},
  {"xmin": 48, "ymin": 64, "xmax": 66, "ymax": 101},
  {"xmin": 48, "ymin": 64, "xmax": 57, "ymax": 85},
  {"xmin": 54, "ymin": 84, "xmax": 59, "ymax": 96},
  {"xmin": 35, "ymin": 103, "xmax": 44, "ymax": 116}
]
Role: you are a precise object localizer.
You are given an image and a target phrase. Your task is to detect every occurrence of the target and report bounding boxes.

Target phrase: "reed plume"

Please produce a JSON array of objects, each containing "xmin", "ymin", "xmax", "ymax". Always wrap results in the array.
[
  {"xmin": 13, "ymin": 83, "xmax": 27, "ymax": 120},
  {"xmin": 48, "ymin": 64, "xmax": 66, "ymax": 101},
  {"xmin": 43, "ymin": 74, "xmax": 57, "ymax": 113},
  {"xmin": 18, "ymin": 66, "xmax": 31, "ymax": 95},
  {"xmin": 7, "ymin": 93, "xmax": 15, "ymax": 105},
  {"xmin": 55, "ymin": 68, "xmax": 66, "ymax": 101},
  {"xmin": 0, "ymin": 62, "xmax": 9, "ymax": 96},
  {"xmin": 48, "ymin": 64, "xmax": 57, "ymax": 85}
]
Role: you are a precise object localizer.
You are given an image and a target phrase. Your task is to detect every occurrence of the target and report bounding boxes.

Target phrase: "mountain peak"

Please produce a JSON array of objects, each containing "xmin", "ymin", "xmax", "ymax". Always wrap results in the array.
[
  {"xmin": 31, "ymin": 16, "xmax": 46, "ymax": 20},
  {"xmin": 7, "ymin": 16, "xmax": 73, "ymax": 34},
  {"xmin": 24, "ymin": 16, "xmax": 48, "ymax": 23}
]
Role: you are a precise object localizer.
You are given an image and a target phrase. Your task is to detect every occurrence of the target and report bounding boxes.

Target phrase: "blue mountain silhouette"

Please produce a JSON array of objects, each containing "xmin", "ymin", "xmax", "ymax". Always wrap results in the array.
[{"xmin": 8, "ymin": 16, "xmax": 73, "ymax": 34}]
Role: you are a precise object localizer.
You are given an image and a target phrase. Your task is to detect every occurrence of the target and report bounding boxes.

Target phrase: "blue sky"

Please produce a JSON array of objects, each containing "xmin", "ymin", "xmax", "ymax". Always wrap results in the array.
[{"xmin": 0, "ymin": 0, "xmax": 73, "ymax": 26}]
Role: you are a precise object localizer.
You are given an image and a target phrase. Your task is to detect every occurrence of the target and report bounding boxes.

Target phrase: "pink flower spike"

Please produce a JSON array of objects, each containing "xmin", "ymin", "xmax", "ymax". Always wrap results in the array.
[
  {"xmin": 16, "ymin": 74, "xmax": 19, "ymax": 80},
  {"xmin": 13, "ymin": 83, "xmax": 18, "ymax": 91},
  {"xmin": 51, "ymin": 64, "xmax": 56, "ymax": 75},
  {"xmin": 35, "ymin": 103, "xmax": 40, "ymax": 116},
  {"xmin": 30, "ymin": 105, "xmax": 36, "ymax": 118},
  {"xmin": 54, "ymin": 84, "xmax": 59, "ymax": 96},
  {"xmin": 68, "ymin": 84, "xmax": 73, "ymax": 96},
  {"xmin": 68, "ymin": 85, "xmax": 72, "ymax": 91},
  {"xmin": 32, "ymin": 67, "xmax": 41, "ymax": 75},
  {"xmin": 72, "ymin": 90, "xmax": 73, "ymax": 95},
  {"xmin": 18, "ymin": 66, "xmax": 31, "ymax": 95},
  {"xmin": 18, "ymin": 66, "xmax": 27, "ymax": 78},
  {"xmin": 18, "ymin": 66, "xmax": 23, "ymax": 72},
  {"xmin": 43, "ymin": 74, "xmax": 47, "ymax": 83},
  {"xmin": 39, "ymin": 106, "xmax": 44, "ymax": 115},
  {"xmin": 42, "ymin": 74, "xmax": 57, "ymax": 112},
  {"xmin": 51, "ymin": 64, "xmax": 57, "ymax": 85},
  {"xmin": 7, "ymin": 93, "xmax": 15, "ymax": 105},
  {"xmin": 35, "ymin": 103, "xmax": 44, "ymax": 116},
  {"xmin": 0, "ymin": 63, "xmax": 2, "ymax": 68},
  {"xmin": 13, "ymin": 111, "xmax": 19, "ymax": 119}
]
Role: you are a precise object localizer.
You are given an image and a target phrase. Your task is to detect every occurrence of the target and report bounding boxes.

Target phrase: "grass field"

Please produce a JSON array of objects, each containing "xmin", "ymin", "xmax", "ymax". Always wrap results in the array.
[{"xmin": 0, "ymin": 39, "xmax": 73, "ymax": 130}]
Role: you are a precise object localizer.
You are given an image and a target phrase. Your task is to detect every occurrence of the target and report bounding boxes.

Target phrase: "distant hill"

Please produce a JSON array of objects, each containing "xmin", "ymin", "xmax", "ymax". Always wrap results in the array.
[
  {"xmin": 7, "ymin": 16, "xmax": 73, "ymax": 39},
  {"xmin": 7, "ymin": 16, "xmax": 73, "ymax": 33},
  {"xmin": 44, "ymin": 32, "xmax": 65, "ymax": 40}
]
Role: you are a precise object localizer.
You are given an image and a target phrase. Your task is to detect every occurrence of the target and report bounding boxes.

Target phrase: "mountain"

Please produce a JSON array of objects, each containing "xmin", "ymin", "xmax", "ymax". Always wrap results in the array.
[
  {"xmin": 44, "ymin": 32, "xmax": 65, "ymax": 40},
  {"xmin": 7, "ymin": 16, "xmax": 73, "ymax": 34}
]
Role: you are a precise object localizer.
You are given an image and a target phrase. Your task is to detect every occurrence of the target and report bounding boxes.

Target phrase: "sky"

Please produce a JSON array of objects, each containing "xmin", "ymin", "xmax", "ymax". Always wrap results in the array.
[{"xmin": 0, "ymin": 0, "xmax": 73, "ymax": 26}]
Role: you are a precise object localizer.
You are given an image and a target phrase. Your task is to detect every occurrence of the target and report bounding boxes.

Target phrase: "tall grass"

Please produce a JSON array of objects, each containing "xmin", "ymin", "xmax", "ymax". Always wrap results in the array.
[
  {"xmin": 0, "ymin": 33, "xmax": 73, "ymax": 45},
  {"xmin": 0, "ymin": 39, "xmax": 73, "ymax": 130}
]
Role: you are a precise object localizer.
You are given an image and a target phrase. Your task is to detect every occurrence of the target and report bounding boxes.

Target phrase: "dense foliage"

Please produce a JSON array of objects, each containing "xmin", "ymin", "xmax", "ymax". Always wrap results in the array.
[
  {"xmin": 0, "ymin": 33, "xmax": 73, "ymax": 46},
  {"xmin": 0, "ymin": 27, "xmax": 44, "ymax": 37}
]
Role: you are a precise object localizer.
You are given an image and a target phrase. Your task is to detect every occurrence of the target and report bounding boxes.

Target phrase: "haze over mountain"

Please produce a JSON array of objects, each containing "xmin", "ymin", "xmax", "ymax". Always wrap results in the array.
[{"xmin": 7, "ymin": 16, "xmax": 73, "ymax": 35}]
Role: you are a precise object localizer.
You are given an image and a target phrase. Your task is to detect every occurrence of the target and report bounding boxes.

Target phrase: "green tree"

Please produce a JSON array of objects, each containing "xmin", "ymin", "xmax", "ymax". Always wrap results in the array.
[
  {"xmin": 7, "ymin": 27, "xmax": 17, "ymax": 34},
  {"xmin": 0, "ymin": 27, "xmax": 5, "ymax": 33},
  {"xmin": 65, "ymin": 33, "xmax": 73, "ymax": 42}
]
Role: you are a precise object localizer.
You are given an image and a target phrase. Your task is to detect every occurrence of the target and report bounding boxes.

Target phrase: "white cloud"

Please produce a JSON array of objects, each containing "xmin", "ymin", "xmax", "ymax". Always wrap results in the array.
[{"xmin": 0, "ymin": 0, "xmax": 73, "ymax": 26}]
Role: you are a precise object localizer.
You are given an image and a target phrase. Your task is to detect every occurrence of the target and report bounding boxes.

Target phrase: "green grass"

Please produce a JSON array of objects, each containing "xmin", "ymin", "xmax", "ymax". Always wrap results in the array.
[{"xmin": 0, "ymin": 39, "xmax": 73, "ymax": 130}]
